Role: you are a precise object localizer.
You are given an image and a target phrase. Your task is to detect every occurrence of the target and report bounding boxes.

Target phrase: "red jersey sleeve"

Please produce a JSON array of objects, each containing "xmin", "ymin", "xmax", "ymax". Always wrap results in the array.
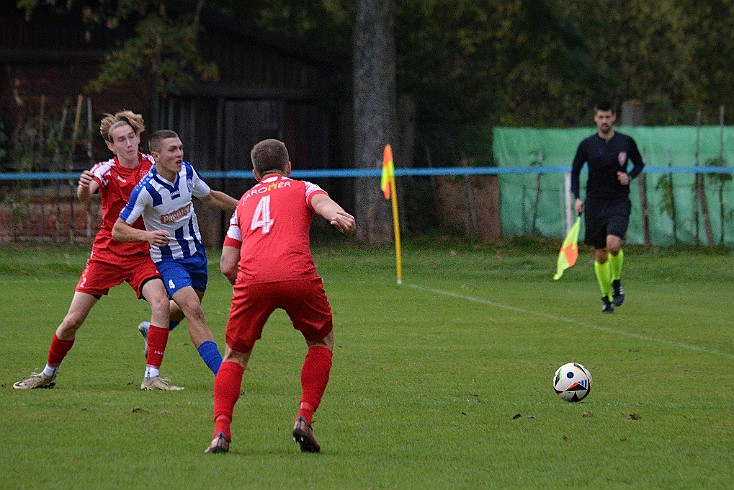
[{"xmin": 223, "ymin": 210, "xmax": 243, "ymax": 248}]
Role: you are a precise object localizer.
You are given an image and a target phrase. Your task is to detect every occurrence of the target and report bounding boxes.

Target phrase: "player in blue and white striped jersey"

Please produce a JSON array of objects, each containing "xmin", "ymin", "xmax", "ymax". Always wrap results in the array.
[
  {"xmin": 122, "ymin": 156, "xmax": 209, "ymax": 263},
  {"xmin": 113, "ymin": 130, "xmax": 238, "ymax": 375}
]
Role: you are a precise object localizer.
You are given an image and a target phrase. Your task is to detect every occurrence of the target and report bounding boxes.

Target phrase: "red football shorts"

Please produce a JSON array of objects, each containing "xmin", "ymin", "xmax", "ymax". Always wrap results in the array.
[
  {"xmin": 226, "ymin": 278, "xmax": 334, "ymax": 352},
  {"xmin": 75, "ymin": 255, "xmax": 162, "ymax": 299}
]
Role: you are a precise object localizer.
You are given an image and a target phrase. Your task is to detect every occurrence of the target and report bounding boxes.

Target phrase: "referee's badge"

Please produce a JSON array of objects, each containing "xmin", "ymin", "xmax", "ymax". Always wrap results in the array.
[{"xmin": 618, "ymin": 152, "xmax": 627, "ymax": 166}]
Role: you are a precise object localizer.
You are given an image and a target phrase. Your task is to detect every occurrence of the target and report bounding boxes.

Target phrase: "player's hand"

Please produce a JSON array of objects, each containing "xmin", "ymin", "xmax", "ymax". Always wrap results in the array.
[
  {"xmin": 148, "ymin": 230, "xmax": 172, "ymax": 247},
  {"xmin": 617, "ymin": 171, "xmax": 630, "ymax": 186},
  {"xmin": 330, "ymin": 210, "xmax": 356, "ymax": 236},
  {"xmin": 575, "ymin": 198, "xmax": 584, "ymax": 215},
  {"xmin": 78, "ymin": 170, "xmax": 94, "ymax": 188}
]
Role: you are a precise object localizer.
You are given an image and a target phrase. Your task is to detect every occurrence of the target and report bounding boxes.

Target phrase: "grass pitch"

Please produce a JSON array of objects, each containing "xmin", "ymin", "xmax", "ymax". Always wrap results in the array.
[{"xmin": 1, "ymin": 239, "xmax": 733, "ymax": 488}]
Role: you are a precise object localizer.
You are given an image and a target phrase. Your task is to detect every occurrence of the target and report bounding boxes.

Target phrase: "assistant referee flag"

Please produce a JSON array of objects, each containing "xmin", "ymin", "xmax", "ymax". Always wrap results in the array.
[{"xmin": 553, "ymin": 216, "xmax": 581, "ymax": 280}]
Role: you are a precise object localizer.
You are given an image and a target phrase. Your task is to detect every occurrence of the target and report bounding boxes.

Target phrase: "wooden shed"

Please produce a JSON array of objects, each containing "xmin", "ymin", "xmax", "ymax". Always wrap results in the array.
[{"xmin": 0, "ymin": 3, "xmax": 351, "ymax": 246}]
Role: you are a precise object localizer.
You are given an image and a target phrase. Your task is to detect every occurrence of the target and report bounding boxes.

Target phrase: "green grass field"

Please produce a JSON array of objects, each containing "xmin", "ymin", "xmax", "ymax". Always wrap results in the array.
[{"xmin": 1, "ymin": 240, "xmax": 733, "ymax": 489}]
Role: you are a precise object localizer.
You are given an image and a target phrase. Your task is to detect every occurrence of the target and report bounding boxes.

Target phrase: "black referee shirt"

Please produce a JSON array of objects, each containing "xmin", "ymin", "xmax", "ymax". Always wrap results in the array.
[{"xmin": 571, "ymin": 132, "xmax": 645, "ymax": 200}]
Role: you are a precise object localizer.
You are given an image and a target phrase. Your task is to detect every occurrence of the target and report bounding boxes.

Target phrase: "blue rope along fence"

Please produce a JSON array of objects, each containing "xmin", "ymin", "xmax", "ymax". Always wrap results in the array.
[{"xmin": 1, "ymin": 165, "xmax": 733, "ymax": 181}]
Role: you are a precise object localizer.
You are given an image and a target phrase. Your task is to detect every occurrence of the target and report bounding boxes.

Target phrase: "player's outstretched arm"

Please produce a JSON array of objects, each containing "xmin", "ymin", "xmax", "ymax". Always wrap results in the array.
[
  {"xmin": 199, "ymin": 190, "xmax": 238, "ymax": 212},
  {"xmin": 112, "ymin": 218, "xmax": 171, "ymax": 247},
  {"xmin": 311, "ymin": 194, "xmax": 356, "ymax": 236}
]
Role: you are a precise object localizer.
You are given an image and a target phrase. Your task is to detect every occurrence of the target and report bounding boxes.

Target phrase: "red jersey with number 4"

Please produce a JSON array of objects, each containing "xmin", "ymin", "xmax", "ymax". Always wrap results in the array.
[
  {"xmin": 90, "ymin": 153, "xmax": 154, "ymax": 262},
  {"xmin": 224, "ymin": 174, "xmax": 327, "ymax": 284}
]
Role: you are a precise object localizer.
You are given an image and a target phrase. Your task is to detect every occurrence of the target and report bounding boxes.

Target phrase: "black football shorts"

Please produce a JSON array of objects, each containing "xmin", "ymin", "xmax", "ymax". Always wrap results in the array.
[{"xmin": 583, "ymin": 197, "xmax": 631, "ymax": 248}]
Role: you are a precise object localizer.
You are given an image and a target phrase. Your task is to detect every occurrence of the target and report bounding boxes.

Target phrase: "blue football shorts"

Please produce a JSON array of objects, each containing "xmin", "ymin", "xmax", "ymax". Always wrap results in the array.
[{"xmin": 155, "ymin": 250, "xmax": 208, "ymax": 297}]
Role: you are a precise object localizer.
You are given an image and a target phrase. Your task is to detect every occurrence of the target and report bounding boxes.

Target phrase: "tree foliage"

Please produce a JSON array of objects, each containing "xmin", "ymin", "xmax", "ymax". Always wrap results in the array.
[
  {"xmin": 86, "ymin": 12, "xmax": 219, "ymax": 96},
  {"xmin": 392, "ymin": 0, "xmax": 734, "ymax": 126},
  {"xmin": 520, "ymin": 0, "xmax": 734, "ymax": 126},
  {"xmin": 394, "ymin": 0, "xmax": 595, "ymax": 125},
  {"xmin": 17, "ymin": 0, "xmax": 219, "ymax": 96},
  {"xmin": 15, "ymin": 0, "xmax": 734, "ymax": 123}
]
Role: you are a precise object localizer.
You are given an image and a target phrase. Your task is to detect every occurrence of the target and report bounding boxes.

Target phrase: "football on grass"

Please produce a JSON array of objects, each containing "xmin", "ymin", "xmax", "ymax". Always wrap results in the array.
[{"xmin": 553, "ymin": 362, "xmax": 592, "ymax": 402}]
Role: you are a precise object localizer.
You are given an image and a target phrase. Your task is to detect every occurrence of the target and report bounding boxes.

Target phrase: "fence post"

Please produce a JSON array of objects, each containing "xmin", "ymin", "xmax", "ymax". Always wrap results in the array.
[
  {"xmin": 638, "ymin": 173, "xmax": 650, "ymax": 245},
  {"xmin": 666, "ymin": 151, "xmax": 677, "ymax": 243},
  {"xmin": 530, "ymin": 147, "xmax": 543, "ymax": 234},
  {"xmin": 460, "ymin": 154, "xmax": 478, "ymax": 238},
  {"xmin": 563, "ymin": 172, "xmax": 573, "ymax": 233}
]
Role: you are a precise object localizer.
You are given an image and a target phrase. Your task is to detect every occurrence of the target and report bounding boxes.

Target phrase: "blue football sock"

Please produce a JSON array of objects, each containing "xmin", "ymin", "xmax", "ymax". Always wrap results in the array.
[{"xmin": 197, "ymin": 340, "xmax": 222, "ymax": 375}]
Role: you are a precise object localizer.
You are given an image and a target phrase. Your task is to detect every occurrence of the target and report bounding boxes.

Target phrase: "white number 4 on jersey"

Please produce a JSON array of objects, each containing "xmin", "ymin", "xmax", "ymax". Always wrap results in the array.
[{"xmin": 251, "ymin": 196, "xmax": 274, "ymax": 234}]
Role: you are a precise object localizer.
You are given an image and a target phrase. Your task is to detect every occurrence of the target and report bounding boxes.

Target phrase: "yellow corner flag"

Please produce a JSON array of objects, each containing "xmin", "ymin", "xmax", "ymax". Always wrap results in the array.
[
  {"xmin": 553, "ymin": 216, "xmax": 581, "ymax": 280},
  {"xmin": 381, "ymin": 144, "xmax": 395, "ymax": 199},
  {"xmin": 381, "ymin": 144, "xmax": 402, "ymax": 285}
]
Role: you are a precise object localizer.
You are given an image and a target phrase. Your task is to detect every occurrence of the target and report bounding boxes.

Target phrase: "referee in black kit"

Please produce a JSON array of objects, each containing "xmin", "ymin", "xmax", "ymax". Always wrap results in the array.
[{"xmin": 571, "ymin": 101, "xmax": 645, "ymax": 313}]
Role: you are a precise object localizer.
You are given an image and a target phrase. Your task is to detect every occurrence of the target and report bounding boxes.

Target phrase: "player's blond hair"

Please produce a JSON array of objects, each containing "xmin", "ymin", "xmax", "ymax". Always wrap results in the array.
[
  {"xmin": 251, "ymin": 139, "xmax": 289, "ymax": 175},
  {"xmin": 99, "ymin": 110, "xmax": 145, "ymax": 142}
]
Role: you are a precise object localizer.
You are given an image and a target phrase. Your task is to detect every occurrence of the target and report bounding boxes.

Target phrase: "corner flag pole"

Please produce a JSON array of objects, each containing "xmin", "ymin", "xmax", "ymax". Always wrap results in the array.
[
  {"xmin": 382, "ymin": 144, "xmax": 402, "ymax": 285},
  {"xmin": 390, "ymin": 173, "xmax": 402, "ymax": 285}
]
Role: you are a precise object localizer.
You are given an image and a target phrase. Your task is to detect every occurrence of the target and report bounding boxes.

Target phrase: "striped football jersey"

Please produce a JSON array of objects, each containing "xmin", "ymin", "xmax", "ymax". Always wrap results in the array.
[{"xmin": 120, "ymin": 160, "xmax": 211, "ymax": 262}]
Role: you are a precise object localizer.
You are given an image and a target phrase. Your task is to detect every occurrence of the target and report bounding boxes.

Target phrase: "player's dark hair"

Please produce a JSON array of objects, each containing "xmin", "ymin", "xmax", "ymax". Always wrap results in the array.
[
  {"xmin": 251, "ymin": 139, "xmax": 289, "ymax": 176},
  {"xmin": 148, "ymin": 130, "xmax": 180, "ymax": 153},
  {"xmin": 594, "ymin": 100, "xmax": 615, "ymax": 114}
]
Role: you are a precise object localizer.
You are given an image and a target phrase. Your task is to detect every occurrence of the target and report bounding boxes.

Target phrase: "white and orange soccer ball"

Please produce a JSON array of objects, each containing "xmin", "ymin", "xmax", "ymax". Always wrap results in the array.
[{"xmin": 553, "ymin": 362, "xmax": 592, "ymax": 402}]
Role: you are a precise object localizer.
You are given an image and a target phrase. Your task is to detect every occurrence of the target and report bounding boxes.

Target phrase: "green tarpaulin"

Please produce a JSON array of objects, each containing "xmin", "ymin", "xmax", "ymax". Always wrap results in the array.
[{"xmin": 493, "ymin": 126, "xmax": 734, "ymax": 246}]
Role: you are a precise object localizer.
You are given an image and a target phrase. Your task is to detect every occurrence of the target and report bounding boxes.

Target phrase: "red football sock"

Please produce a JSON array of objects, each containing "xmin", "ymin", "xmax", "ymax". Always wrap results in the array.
[
  {"xmin": 47, "ymin": 334, "xmax": 75, "ymax": 367},
  {"xmin": 145, "ymin": 324, "xmax": 169, "ymax": 369},
  {"xmin": 298, "ymin": 346, "xmax": 333, "ymax": 424},
  {"xmin": 213, "ymin": 361, "xmax": 244, "ymax": 440}
]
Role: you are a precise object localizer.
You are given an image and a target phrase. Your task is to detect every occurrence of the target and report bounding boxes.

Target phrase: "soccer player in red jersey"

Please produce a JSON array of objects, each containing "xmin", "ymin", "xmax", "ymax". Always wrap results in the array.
[
  {"xmin": 13, "ymin": 110, "xmax": 182, "ymax": 391},
  {"xmin": 204, "ymin": 138, "xmax": 355, "ymax": 454}
]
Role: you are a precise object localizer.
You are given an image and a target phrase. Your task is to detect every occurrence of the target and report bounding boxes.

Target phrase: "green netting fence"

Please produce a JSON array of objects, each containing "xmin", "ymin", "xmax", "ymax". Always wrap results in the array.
[{"xmin": 493, "ymin": 126, "xmax": 734, "ymax": 246}]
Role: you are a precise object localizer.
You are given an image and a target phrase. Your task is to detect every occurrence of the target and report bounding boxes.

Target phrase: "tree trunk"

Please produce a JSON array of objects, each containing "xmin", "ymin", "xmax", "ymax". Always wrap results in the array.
[{"xmin": 353, "ymin": 0, "xmax": 396, "ymax": 244}]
